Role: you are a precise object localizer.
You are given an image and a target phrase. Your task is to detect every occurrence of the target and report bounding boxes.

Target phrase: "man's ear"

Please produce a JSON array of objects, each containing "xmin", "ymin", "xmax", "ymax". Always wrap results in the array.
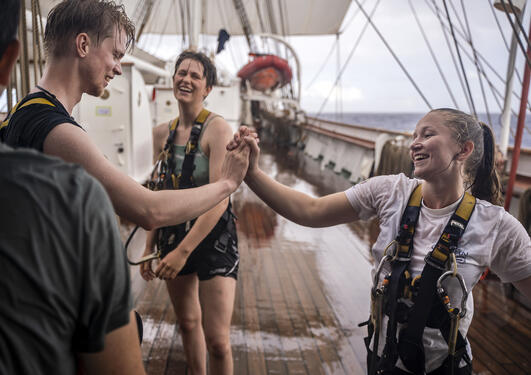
[
  {"xmin": 75, "ymin": 33, "xmax": 91, "ymax": 58},
  {"xmin": 0, "ymin": 40, "xmax": 20, "ymax": 87}
]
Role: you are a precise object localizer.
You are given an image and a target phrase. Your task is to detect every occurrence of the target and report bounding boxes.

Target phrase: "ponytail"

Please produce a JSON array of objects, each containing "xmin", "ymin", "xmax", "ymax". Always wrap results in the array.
[
  {"xmin": 470, "ymin": 123, "xmax": 503, "ymax": 205},
  {"xmin": 430, "ymin": 109, "xmax": 503, "ymax": 205}
]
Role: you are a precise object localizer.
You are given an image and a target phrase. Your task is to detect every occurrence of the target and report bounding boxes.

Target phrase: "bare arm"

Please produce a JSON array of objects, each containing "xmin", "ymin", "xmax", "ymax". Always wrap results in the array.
[
  {"xmin": 513, "ymin": 275, "xmax": 531, "ymax": 300},
  {"xmin": 43, "ymin": 123, "xmax": 248, "ymax": 230},
  {"xmin": 242, "ymin": 136, "xmax": 357, "ymax": 227},
  {"xmin": 77, "ymin": 311, "xmax": 145, "ymax": 375},
  {"xmin": 155, "ymin": 117, "xmax": 233, "ymax": 279}
]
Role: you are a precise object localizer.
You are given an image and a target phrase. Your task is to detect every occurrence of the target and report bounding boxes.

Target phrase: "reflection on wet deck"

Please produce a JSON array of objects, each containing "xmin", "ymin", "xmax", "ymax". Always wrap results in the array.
[{"xmin": 127, "ymin": 145, "xmax": 530, "ymax": 375}]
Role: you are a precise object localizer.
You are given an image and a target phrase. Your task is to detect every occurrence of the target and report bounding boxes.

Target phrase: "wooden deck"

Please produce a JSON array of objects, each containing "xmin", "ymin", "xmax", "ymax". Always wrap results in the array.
[{"xmin": 126, "ymin": 146, "xmax": 531, "ymax": 375}]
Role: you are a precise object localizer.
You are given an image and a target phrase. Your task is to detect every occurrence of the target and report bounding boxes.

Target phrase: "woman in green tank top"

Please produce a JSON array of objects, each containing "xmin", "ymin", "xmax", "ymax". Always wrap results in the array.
[{"xmin": 140, "ymin": 51, "xmax": 239, "ymax": 375}]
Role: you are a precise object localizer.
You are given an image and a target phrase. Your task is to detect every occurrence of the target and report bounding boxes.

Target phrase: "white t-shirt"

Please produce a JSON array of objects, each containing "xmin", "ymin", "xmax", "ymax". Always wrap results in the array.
[{"xmin": 344, "ymin": 173, "xmax": 531, "ymax": 372}]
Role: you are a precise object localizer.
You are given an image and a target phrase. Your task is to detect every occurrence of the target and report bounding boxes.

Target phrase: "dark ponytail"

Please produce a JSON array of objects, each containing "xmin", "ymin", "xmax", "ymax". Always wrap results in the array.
[{"xmin": 471, "ymin": 123, "xmax": 503, "ymax": 205}]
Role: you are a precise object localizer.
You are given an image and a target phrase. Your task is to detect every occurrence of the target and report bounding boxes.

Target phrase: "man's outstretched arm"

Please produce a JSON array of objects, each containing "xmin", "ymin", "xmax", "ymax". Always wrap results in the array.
[{"xmin": 44, "ymin": 123, "xmax": 249, "ymax": 229}]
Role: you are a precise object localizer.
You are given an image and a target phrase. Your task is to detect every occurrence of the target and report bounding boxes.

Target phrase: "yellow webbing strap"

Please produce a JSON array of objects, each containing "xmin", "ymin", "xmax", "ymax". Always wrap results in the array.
[
  {"xmin": 168, "ymin": 109, "xmax": 211, "ymax": 132},
  {"xmin": 430, "ymin": 192, "xmax": 475, "ymax": 263},
  {"xmin": 1, "ymin": 97, "xmax": 55, "ymax": 130},
  {"xmin": 455, "ymin": 192, "xmax": 475, "ymax": 220},
  {"xmin": 169, "ymin": 117, "xmax": 179, "ymax": 131},
  {"xmin": 195, "ymin": 108, "xmax": 210, "ymax": 124},
  {"xmin": 398, "ymin": 184, "xmax": 423, "ymax": 256}
]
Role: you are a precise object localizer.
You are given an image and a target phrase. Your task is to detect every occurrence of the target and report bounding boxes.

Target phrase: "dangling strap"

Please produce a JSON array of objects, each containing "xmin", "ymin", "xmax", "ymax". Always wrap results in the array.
[
  {"xmin": 377, "ymin": 184, "xmax": 422, "ymax": 373},
  {"xmin": 398, "ymin": 192, "xmax": 475, "ymax": 374}
]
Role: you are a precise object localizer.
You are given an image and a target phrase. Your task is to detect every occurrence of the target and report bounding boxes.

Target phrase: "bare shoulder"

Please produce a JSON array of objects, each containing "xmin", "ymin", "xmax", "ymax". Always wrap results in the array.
[
  {"xmin": 152, "ymin": 122, "xmax": 170, "ymax": 154},
  {"xmin": 153, "ymin": 122, "xmax": 170, "ymax": 142},
  {"xmin": 204, "ymin": 114, "xmax": 232, "ymax": 139}
]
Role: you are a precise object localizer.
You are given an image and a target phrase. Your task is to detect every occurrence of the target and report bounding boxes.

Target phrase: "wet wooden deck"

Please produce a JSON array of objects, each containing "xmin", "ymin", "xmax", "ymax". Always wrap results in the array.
[{"xmin": 126, "ymin": 146, "xmax": 531, "ymax": 375}]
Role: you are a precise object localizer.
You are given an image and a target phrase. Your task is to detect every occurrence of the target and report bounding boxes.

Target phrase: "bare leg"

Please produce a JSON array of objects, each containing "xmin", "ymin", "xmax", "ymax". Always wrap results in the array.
[
  {"xmin": 199, "ymin": 276, "xmax": 236, "ymax": 375},
  {"xmin": 166, "ymin": 274, "xmax": 206, "ymax": 375}
]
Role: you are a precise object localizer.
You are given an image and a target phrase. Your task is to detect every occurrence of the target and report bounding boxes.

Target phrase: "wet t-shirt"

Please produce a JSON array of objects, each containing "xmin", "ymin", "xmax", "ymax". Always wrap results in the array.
[
  {"xmin": 0, "ymin": 143, "xmax": 132, "ymax": 375},
  {"xmin": 344, "ymin": 173, "xmax": 531, "ymax": 372}
]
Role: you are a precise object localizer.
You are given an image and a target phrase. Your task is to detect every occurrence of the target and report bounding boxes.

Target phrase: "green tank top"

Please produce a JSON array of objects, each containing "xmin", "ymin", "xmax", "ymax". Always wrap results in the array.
[{"xmin": 168, "ymin": 114, "xmax": 218, "ymax": 187}]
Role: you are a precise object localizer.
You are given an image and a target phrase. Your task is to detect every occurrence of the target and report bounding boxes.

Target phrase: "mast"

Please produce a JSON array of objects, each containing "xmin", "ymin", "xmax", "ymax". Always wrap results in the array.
[
  {"xmin": 495, "ymin": 0, "xmax": 527, "ymax": 157},
  {"xmin": 188, "ymin": 0, "xmax": 202, "ymax": 51},
  {"xmin": 504, "ymin": 13, "xmax": 531, "ymax": 211}
]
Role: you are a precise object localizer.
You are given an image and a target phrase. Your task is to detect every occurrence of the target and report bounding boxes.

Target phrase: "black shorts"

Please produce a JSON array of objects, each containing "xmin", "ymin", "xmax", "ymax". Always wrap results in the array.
[{"xmin": 177, "ymin": 229, "xmax": 239, "ymax": 281}]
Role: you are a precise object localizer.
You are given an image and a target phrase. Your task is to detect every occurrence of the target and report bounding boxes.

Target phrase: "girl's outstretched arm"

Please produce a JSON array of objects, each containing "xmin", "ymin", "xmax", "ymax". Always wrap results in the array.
[{"xmin": 239, "ymin": 133, "xmax": 358, "ymax": 228}]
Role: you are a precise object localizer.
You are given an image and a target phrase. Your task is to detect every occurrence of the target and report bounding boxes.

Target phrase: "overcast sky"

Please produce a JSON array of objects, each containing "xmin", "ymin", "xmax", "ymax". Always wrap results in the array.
[{"xmin": 141, "ymin": 0, "xmax": 531, "ymax": 117}]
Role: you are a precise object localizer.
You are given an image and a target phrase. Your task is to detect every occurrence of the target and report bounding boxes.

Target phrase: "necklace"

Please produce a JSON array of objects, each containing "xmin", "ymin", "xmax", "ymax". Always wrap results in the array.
[{"xmin": 36, "ymin": 85, "xmax": 56, "ymax": 99}]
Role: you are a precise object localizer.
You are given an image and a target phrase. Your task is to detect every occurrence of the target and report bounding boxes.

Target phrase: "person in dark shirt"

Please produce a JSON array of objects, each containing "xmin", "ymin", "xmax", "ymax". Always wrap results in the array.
[
  {"xmin": 0, "ymin": 1, "xmax": 145, "ymax": 374},
  {"xmin": 1, "ymin": 1, "xmax": 250, "ymax": 277}
]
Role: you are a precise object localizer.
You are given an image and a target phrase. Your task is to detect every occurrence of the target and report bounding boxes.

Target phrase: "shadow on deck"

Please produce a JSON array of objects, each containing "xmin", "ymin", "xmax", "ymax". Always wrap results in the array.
[{"xmin": 126, "ymin": 146, "xmax": 531, "ymax": 375}]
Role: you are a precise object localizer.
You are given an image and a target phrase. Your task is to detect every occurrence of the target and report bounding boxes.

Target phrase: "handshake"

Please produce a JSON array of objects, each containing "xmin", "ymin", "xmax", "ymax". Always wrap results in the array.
[{"xmin": 220, "ymin": 126, "xmax": 261, "ymax": 192}]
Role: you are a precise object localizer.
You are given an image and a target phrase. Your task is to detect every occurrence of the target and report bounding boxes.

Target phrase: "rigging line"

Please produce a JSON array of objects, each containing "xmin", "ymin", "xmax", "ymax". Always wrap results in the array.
[
  {"xmin": 282, "ymin": 0, "xmax": 291, "ymax": 58},
  {"xmin": 179, "ymin": 0, "xmax": 186, "ymax": 45},
  {"xmin": 460, "ymin": 0, "xmax": 493, "ymax": 125},
  {"xmin": 488, "ymin": 0, "xmax": 528, "ymax": 97},
  {"xmin": 305, "ymin": 38, "xmax": 339, "ymax": 90},
  {"xmin": 353, "ymin": 0, "xmax": 432, "ymax": 109},
  {"xmin": 306, "ymin": 0, "xmax": 368, "ymax": 90},
  {"xmin": 426, "ymin": 0, "xmax": 494, "ymax": 105},
  {"xmin": 339, "ymin": 0, "xmax": 368, "ymax": 33},
  {"xmin": 442, "ymin": 0, "xmax": 477, "ymax": 116},
  {"xmin": 315, "ymin": 0, "xmax": 383, "ymax": 117},
  {"xmin": 498, "ymin": 0, "xmax": 531, "ymax": 69},
  {"xmin": 409, "ymin": 0, "xmax": 459, "ymax": 108},
  {"xmin": 507, "ymin": 0, "xmax": 531, "ymax": 49},
  {"xmin": 489, "ymin": 0, "xmax": 510, "ymax": 51},
  {"xmin": 152, "ymin": 0, "xmax": 166, "ymax": 55},
  {"xmin": 428, "ymin": 0, "xmax": 531, "ymax": 112},
  {"xmin": 448, "ymin": 0, "xmax": 468, "ymax": 38},
  {"xmin": 254, "ymin": 0, "xmax": 266, "ymax": 33},
  {"xmin": 278, "ymin": 0, "xmax": 287, "ymax": 37},
  {"xmin": 427, "ymin": 0, "xmax": 472, "ymax": 112},
  {"xmin": 154, "ymin": 1, "xmax": 175, "ymax": 54}
]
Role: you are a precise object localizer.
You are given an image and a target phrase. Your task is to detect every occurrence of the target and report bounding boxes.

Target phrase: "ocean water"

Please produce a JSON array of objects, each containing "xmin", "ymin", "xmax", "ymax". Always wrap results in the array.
[{"xmin": 317, "ymin": 112, "xmax": 531, "ymax": 149}]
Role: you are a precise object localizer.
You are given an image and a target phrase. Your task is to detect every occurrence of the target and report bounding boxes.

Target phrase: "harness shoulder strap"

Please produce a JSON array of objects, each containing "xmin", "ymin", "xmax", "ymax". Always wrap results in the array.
[
  {"xmin": 1, "ymin": 97, "xmax": 56, "ymax": 130},
  {"xmin": 178, "ymin": 109, "xmax": 210, "ymax": 188}
]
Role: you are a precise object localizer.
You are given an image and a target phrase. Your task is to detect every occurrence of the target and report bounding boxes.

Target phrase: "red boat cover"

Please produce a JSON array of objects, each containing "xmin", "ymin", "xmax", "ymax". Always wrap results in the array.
[{"xmin": 237, "ymin": 55, "xmax": 293, "ymax": 92}]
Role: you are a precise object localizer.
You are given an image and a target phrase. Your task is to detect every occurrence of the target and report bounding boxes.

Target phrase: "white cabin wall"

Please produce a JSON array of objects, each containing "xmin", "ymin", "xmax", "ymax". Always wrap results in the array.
[
  {"xmin": 152, "ymin": 82, "xmax": 241, "ymax": 132},
  {"xmin": 130, "ymin": 67, "xmax": 154, "ymax": 181},
  {"xmin": 74, "ymin": 64, "xmax": 153, "ymax": 182}
]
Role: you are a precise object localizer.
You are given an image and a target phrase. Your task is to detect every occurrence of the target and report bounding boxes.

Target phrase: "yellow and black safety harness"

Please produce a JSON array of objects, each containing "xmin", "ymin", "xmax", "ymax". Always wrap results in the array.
[
  {"xmin": 361, "ymin": 184, "xmax": 475, "ymax": 375},
  {"xmin": 127, "ymin": 108, "xmax": 237, "ymax": 265}
]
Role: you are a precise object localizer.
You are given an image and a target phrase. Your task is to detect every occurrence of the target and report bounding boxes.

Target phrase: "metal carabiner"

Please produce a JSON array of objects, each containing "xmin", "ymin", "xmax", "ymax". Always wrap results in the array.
[
  {"xmin": 124, "ymin": 225, "xmax": 162, "ymax": 265},
  {"xmin": 436, "ymin": 254, "xmax": 469, "ymax": 319},
  {"xmin": 128, "ymin": 250, "xmax": 161, "ymax": 266},
  {"xmin": 372, "ymin": 240, "xmax": 397, "ymax": 293}
]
